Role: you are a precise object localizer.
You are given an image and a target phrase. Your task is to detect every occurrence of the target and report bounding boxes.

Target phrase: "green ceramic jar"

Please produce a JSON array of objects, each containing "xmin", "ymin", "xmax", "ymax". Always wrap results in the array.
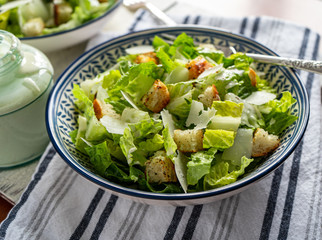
[{"xmin": 0, "ymin": 30, "xmax": 53, "ymax": 167}]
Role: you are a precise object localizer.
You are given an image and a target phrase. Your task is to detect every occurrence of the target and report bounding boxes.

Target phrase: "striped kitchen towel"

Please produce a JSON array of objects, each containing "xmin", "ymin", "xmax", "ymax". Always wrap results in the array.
[{"xmin": 0, "ymin": 11, "xmax": 321, "ymax": 240}]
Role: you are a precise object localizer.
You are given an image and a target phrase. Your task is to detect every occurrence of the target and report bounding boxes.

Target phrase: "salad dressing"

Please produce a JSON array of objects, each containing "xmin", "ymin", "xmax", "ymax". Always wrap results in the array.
[{"xmin": 0, "ymin": 30, "xmax": 53, "ymax": 167}]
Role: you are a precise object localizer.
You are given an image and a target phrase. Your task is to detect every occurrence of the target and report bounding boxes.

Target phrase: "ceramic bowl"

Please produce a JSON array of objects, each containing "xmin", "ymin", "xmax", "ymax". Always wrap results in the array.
[
  {"xmin": 46, "ymin": 26, "xmax": 309, "ymax": 206},
  {"xmin": 20, "ymin": 0, "xmax": 122, "ymax": 53}
]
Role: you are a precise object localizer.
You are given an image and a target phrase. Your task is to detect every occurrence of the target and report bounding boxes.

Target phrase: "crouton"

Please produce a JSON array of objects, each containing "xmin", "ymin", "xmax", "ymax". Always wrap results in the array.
[
  {"xmin": 173, "ymin": 129, "xmax": 204, "ymax": 153},
  {"xmin": 186, "ymin": 56, "xmax": 213, "ymax": 79},
  {"xmin": 252, "ymin": 128, "xmax": 280, "ymax": 157},
  {"xmin": 198, "ymin": 84, "xmax": 221, "ymax": 107},
  {"xmin": 145, "ymin": 150, "xmax": 177, "ymax": 184},
  {"xmin": 142, "ymin": 79, "xmax": 170, "ymax": 113},
  {"xmin": 93, "ymin": 99, "xmax": 120, "ymax": 120},
  {"xmin": 22, "ymin": 18, "xmax": 45, "ymax": 37},
  {"xmin": 134, "ymin": 52, "xmax": 159, "ymax": 64},
  {"xmin": 248, "ymin": 68, "xmax": 257, "ymax": 87},
  {"xmin": 54, "ymin": 3, "xmax": 73, "ymax": 26}
]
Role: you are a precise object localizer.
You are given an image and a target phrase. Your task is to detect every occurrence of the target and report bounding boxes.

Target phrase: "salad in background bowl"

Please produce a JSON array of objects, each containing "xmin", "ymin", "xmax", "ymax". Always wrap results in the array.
[
  {"xmin": 0, "ymin": 0, "xmax": 122, "ymax": 52},
  {"xmin": 46, "ymin": 26, "xmax": 309, "ymax": 205}
]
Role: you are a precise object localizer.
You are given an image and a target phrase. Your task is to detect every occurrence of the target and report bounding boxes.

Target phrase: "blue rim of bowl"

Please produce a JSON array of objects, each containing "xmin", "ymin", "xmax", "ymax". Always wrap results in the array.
[
  {"xmin": 19, "ymin": 0, "xmax": 122, "ymax": 40},
  {"xmin": 46, "ymin": 25, "xmax": 309, "ymax": 201}
]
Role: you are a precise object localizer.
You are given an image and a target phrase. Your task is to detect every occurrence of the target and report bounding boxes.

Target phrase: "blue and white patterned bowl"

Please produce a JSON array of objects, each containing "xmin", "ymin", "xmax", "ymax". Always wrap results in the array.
[
  {"xmin": 46, "ymin": 26, "xmax": 309, "ymax": 206},
  {"xmin": 20, "ymin": 0, "xmax": 122, "ymax": 53}
]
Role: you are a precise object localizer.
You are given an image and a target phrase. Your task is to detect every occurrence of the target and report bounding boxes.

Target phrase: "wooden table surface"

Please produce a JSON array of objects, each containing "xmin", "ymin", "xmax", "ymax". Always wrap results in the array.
[{"xmin": 1, "ymin": 0, "xmax": 321, "ymax": 223}]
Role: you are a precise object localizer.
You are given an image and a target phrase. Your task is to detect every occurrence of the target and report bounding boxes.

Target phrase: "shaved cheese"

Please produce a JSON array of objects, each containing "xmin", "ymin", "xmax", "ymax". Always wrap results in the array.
[
  {"xmin": 245, "ymin": 91, "xmax": 276, "ymax": 105},
  {"xmin": 222, "ymin": 128, "xmax": 253, "ymax": 165},
  {"xmin": 198, "ymin": 64, "xmax": 223, "ymax": 79},
  {"xmin": 186, "ymin": 100, "xmax": 216, "ymax": 130},
  {"xmin": 100, "ymin": 115, "xmax": 127, "ymax": 135},
  {"xmin": 174, "ymin": 151, "xmax": 189, "ymax": 193},
  {"xmin": 125, "ymin": 45, "xmax": 155, "ymax": 55},
  {"xmin": 161, "ymin": 109, "xmax": 175, "ymax": 136}
]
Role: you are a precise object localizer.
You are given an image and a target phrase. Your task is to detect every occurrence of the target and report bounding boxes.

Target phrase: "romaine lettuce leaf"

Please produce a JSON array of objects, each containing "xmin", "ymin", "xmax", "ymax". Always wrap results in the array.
[
  {"xmin": 102, "ymin": 70, "xmax": 122, "ymax": 89},
  {"xmin": 166, "ymin": 92, "xmax": 192, "ymax": 119},
  {"xmin": 203, "ymin": 156, "xmax": 253, "ymax": 190},
  {"xmin": 106, "ymin": 62, "xmax": 162, "ymax": 108},
  {"xmin": 152, "ymin": 35, "xmax": 170, "ymax": 52},
  {"xmin": 259, "ymin": 92, "xmax": 298, "ymax": 135},
  {"xmin": 138, "ymin": 134, "xmax": 164, "ymax": 153},
  {"xmin": 85, "ymin": 116, "xmax": 108, "ymax": 142},
  {"xmin": 72, "ymin": 84, "xmax": 94, "ymax": 119},
  {"xmin": 162, "ymin": 126, "xmax": 177, "ymax": 160},
  {"xmin": 223, "ymin": 53, "xmax": 253, "ymax": 70},
  {"xmin": 225, "ymin": 93, "xmax": 265, "ymax": 129},
  {"xmin": 128, "ymin": 118, "xmax": 163, "ymax": 139},
  {"xmin": 164, "ymin": 66, "xmax": 189, "ymax": 84},
  {"xmin": 211, "ymin": 100, "xmax": 244, "ymax": 117},
  {"xmin": 74, "ymin": 115, "xmax": 88, "ymax": 154},
  {"xmin": 156, "ymin": 46, "xmax": 176, "ymax": 73},
  {"xmin": 167, "ymin": 81, "xmax": 194, "ymax": 99},
  {"xmin": 203, "ymin": 129, "xmax": 235, "ymax": 150},
  {"xmin": 105, "ymin": 139, "xmax": 126, "ymax": 162},
  {"xmin": 119, "ymin": 127, "xmax": 136, "ymax": 164},
  {"xmin": 168, "ymin": 33, "xmax": 198, "ymax": 59},
  {"xmin": 187, "ymin": 148, "xmax": 217, "ymax": 185},
  {"xmin": 197, "ymin": 47, "xmax": 225, "ymax": 64},
  {"xmin": 85, "ymin": 141, "xmax": 113, "ymax": 176},
  {"xmin": 119, "ymin": 128, "xmax": 148, "ymax": 166}
]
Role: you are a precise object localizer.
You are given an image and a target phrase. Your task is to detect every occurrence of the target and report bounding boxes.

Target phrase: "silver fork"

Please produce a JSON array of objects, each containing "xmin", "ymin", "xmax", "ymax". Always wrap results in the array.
[
  {"xmin": 123, "ymin": 1, "xmax": 322, "ymax": 74},
  {"xmin": 160, "ymin": 33, "xmax": 322, "ymax": 75},
  {"xmin": 123, "ymin": 0, "xmax": 177, "ymax": 26}
]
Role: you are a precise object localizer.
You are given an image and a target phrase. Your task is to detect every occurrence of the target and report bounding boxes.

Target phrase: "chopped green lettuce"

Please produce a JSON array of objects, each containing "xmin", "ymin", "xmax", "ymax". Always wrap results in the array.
[
  {"xmin": 259, "ymin": 92, "xmax": 298, "ymax": 135},
  {"xmin": 187, "ymin": 148, "xmax": 217, "ymax": 185},
  {"xmin": 203, "ymin": 156, "xmax": 253, "ymax": 190},
  {"xmin": 211, "ymin": 101, "xmax": 244, "ymax": 117},
  {"xmin": 162, "ymin": 126, "xmax": 177, "ymax": 160},
  {"xmin": 203, "ymin": 129, "xmax": 235, "ymax": 150}
]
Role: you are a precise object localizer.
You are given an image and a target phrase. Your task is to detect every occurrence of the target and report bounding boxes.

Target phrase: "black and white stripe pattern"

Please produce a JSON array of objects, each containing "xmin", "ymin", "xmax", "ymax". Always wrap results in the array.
[{"xmin": 0, "ymin": 11, "xmax": 321, "ymax": 240}]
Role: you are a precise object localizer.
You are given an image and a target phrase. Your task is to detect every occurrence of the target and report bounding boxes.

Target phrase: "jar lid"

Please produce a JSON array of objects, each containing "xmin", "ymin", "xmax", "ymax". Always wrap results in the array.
[
  {"xmin": 0, "ymin": 30, "xmax": 22, "ymax": 69},
  {"xmin": 0, "ymin": 30, "xmax": 53, "ymax": 116}
]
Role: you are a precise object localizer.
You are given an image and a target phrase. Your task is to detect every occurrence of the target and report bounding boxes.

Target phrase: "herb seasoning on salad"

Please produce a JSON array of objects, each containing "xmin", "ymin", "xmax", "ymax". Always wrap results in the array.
[
  {"xmin": 0, "ymin": 0, "xmax": 116, "ymax": 37},
  {"xmin": 70, "ymin": 33, "xmax": 297, "ymax": 193}
]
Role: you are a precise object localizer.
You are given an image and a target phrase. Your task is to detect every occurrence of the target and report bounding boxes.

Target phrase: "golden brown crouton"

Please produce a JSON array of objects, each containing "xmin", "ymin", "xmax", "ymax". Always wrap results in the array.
[
  {"xmin": 198, "ymin": 84, "xmax": 221, "ymax": 107},
  {"xmin": 142, "ymin": 79, "xmax": 170, "ymax": 113},
  {"xmin": 22, "ymin": 18, "xmax": 45, "ymax": 37},
  {"xmin": 173, "ymin": 129, "xmax": 204, "ymax": 153},
  {"xmin": 252, "ymin": 128, "xmax": 280, "ymax": 157},
  {"xmin": 54, "ymin": 3, "xmax": 73, "ymax": 25},
  {"xmin": 145, "ymin": 151, "xmax": 177, "ymax": 184},
  {"xmin": 93, "ymin": 99, "xmax": 120, "ymax": 120},
  {"xmin": 134, "ymin": 52, "xmax": 159, "ymax": 64},
  {"xmin": 248, "ymin": 68, "xmax": 257, "ymax": 87},
  {"xmin": 186, "ymin": 56, "xmax": 213, "ymax": 79}
]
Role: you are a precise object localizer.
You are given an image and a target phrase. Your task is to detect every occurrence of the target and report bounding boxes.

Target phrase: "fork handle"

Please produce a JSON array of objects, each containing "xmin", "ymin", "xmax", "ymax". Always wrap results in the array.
[
  {"xmin": 246, "ymin": 53, "xmax": 322, "ymax": 74},
  {"xmin": 144, "ymin": 2, "xmax": 177, "ymax": 26}
]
